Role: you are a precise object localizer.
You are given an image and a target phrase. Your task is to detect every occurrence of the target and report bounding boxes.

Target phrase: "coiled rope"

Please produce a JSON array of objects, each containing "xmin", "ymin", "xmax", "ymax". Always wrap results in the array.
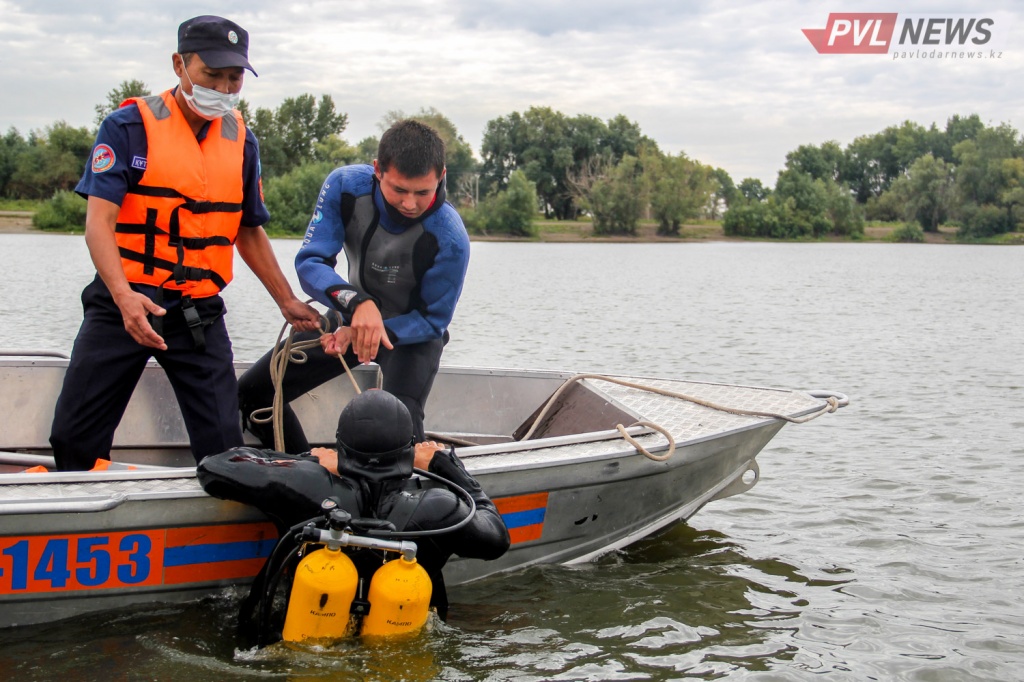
[
  {"xmin": 247, "ymin": 310, "xmax": 379, "ymax": 452},
  {"xmin": 518, "ymin": 373, "xmax": 842, "ymax": 462}
]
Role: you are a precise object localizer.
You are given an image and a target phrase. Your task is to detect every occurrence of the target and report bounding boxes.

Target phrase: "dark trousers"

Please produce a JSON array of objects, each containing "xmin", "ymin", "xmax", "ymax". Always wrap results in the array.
[
  {"xmin": 238, "ymin": 322, "xmax": 445, "ymax": 453},
  {"xmin": 49, "ymin": 276, "xmax": 243, "ymax": 471}
]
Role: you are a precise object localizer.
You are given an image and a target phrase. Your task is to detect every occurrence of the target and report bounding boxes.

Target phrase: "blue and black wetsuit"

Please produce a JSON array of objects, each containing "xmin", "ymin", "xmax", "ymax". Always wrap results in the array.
[{"xmin": 239, "ymin": 165, "xmax": 470, "ymax": 449}]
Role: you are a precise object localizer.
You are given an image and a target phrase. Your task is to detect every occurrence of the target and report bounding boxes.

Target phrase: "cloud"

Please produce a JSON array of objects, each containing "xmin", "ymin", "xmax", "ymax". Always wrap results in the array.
[
  {"xmin": 450, "ymin": 0, "xmax": 711, "ymax": 35},
  {"xmin": 0, "ymin": 0, "xmax": 1022, "ymax": 185}
]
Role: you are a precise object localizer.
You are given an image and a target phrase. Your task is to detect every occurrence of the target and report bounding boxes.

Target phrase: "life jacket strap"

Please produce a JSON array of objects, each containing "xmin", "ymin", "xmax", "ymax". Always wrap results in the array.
[
  {"xmin": 117, "ymin": 247, "xmax": 229, "ymax": 291},
  {"xmin": 180, "ymin": 295, "xmax": 206, "ymax": 351},
  {"xmin": 127, "ymin": 184, "xmax": 243, "ymax": 215}
]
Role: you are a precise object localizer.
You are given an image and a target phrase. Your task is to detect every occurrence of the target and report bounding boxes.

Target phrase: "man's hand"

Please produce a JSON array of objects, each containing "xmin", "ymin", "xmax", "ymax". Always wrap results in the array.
[
  {"xmin": 82, "ymin": 195, "xmax": 168, "ymax": 350},
  {"xmin": 321, "ymin": 327, "xmax": 353, "ymax": 356},
  {"xmin": 280, "ymin": 298, "xmax": 321, "ymax": 332},
  {"xmin": 414, "ymin": 441, "xmax": 443, "ymax": 470},
  {"xmin": 310, "ymin": 446, "xmax": 339, "ymax": 475},
  {"xmin": 113, "ymin": 290, "xmax": 167, "ymax": 350},
  {"xmin": 235, "ymin": 227, "xmax": 322, "ymax": 333},
  {"xmin": 349, "ymin": 300, "xmax": 394, "ymax": 363},
  {"xmin": 313, "ymin": 442, "xmax": 441, "ymax": 476}
]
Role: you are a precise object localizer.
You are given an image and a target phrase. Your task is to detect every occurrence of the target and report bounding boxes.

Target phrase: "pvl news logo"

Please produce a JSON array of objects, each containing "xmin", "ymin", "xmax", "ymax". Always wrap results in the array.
[{"xmin": 803, "ymin": 13, "xmax": 1004, "ymax": 59}]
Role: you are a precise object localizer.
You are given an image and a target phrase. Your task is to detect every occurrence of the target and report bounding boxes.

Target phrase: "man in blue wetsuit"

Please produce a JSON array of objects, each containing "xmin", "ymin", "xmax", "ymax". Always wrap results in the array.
[
  {"xmin": 239, "ymin": 119, "xmax": 470, "ymax": 451},
  {"xmin": 49, "ymin": 15, "xmax": 320, "ymax": 471}
]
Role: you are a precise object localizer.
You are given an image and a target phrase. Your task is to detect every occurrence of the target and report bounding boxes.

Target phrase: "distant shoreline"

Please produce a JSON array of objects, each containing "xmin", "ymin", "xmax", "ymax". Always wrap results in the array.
[
  {"xmin": 3, "ymin": 212, "xmax": 1020, "ymax": 244},
  {"xmin": 0, "ymin": 211, "xmax": 34, "ymax": 234},
  {"xmin": 470, "ymin": 222, "xmax": 966, "ymax": 244}
]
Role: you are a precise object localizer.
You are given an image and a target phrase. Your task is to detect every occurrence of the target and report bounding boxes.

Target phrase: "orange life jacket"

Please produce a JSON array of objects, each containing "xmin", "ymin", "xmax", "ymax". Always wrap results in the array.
[{"xmin": 114, "ymin": 90, "xmax": 245, "ymax": 299}]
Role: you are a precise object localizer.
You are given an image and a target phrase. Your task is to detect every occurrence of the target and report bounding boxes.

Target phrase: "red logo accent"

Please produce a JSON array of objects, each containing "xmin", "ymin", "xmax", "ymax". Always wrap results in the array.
[
  {"xmin": 803, "ymin": 13, "xmax": 898, "ymax": 54},
  {"xmin": 91, "ymin": 144, "xmax": 116, "ymax": 173}
]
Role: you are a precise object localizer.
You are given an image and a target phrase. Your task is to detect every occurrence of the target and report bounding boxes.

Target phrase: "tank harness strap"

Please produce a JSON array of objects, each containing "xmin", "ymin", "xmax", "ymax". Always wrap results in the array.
[{"xmin": 385, "ymin": 491, "xmax": 425, "ymax": 532}]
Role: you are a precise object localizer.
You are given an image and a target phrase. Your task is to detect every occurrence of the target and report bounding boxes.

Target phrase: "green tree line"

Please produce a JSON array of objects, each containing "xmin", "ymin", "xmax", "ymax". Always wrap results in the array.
[
  {"xmin": 7, "ymin": 79, "xmax": 1022, "ymax": 241},
  {"xmin": 724, "ymin": 115, "xmax": 1024, "ymax": 241}
]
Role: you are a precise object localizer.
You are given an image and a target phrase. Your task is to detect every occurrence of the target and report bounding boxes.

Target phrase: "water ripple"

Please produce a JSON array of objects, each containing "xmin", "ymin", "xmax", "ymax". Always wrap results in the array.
[{"xmin": 3, "ymin": 238, "xmax": 1024, "ymax": 680}]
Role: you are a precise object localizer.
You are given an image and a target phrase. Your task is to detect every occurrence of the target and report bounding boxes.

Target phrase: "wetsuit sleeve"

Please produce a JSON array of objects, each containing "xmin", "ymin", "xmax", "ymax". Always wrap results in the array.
[
  {"xmin": 240, "ymin": 129, "xmax": 271, "ymax": 228},
  {"xmin": 422, "ymin": 448, "xmax": 511, "ymax": 560},
  {"xmin": 196, "ymin": 446, "xmax": 361, "ymax": 531},
  {"xmin": 383, "ymin": 207, "xmax": 470, "ymax": 345},
  {"xmin": 294, "ymin": 167, "xmax": 359, "ymax": 311}
]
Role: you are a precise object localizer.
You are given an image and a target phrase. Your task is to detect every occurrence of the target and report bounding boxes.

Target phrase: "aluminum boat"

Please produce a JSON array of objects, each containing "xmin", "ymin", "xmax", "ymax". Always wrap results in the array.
[{"xmin": 0, "ymin": 351, "xmax": 846, "ymax": 628}]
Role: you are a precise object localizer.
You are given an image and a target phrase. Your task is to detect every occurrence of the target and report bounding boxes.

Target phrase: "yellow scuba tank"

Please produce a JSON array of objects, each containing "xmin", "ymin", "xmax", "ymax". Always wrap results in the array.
[
  {"xmin": 360, "ymin": 556, "xmax": 432, "ymax": 637},
  {"xmin": 282, "ymin": 546, "xmax": 359, "ymax": 642}
]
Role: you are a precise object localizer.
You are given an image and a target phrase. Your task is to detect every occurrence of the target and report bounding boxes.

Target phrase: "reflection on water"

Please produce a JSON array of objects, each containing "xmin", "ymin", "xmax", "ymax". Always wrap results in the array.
[
  {"xmin": 2, "ymin": 236, "xmax": 1024, "ymax": 680},
  {"xmin": 448, "ymin": 524, "xmax": 853, "ymax": 680}
]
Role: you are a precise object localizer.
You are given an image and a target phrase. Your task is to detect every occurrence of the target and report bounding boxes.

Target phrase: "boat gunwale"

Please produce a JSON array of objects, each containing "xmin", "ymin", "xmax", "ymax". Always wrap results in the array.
[{"xmin": 0, "ymin": 419, "xmax": 784, "ymax": 510}]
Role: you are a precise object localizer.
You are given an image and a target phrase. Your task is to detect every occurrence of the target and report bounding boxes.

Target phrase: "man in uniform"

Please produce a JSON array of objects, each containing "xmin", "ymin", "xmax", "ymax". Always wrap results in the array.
[
  {"xmin": 50, "ymin": 15, "xmax": 320, "ymax": 471},
  {"xmin": 239, "ymin": 119, "xmax": 470, "ymax": 451}
]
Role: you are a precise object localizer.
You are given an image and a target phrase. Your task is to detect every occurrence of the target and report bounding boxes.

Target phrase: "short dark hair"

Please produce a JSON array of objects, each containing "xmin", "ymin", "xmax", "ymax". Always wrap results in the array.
[{"xmin": 377, "ymin": 120, "xmax": 446, "ymax": 179}]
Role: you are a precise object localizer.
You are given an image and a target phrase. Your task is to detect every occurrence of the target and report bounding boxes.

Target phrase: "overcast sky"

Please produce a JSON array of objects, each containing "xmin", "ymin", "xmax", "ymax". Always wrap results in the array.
[{"xmin": 1, "ymin": 0, "xmax": 1020, "ymax": 184}]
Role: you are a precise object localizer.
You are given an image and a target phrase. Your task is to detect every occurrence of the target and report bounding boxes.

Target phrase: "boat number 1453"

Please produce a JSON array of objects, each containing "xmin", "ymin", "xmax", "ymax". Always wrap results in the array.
[{"xmin": 1, "ymin": 533, "xmax": 153, "ymax": 593}]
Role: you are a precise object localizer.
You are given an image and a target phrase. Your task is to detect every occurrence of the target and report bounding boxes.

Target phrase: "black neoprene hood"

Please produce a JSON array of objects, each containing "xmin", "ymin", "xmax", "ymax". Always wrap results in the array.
[{"xmin": 336, "ymin": 390, "xmax": 415, "ymax": 481}]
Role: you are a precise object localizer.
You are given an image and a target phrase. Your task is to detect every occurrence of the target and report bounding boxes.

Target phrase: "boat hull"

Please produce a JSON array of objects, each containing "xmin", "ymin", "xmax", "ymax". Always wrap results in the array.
[{"xmin": 0, "ymin": 355, "xmax": 835, "ymax": 628}]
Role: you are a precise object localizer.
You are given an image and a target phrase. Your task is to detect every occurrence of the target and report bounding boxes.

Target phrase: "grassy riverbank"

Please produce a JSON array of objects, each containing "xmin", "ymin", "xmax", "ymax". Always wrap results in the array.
[
  {"xmin": 473, "ymin": 219, "xmax": 1024, "ymax": 245},
  {"xmin": 4, "ymin": 210, "xmax": 1023, "ymax": 244}
]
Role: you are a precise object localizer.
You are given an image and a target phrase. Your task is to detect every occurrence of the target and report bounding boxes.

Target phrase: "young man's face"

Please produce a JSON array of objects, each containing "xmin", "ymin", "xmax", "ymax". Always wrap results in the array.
[{"xmin": 373, "ymin": 160, "xmax": 443, "ymax": 220}]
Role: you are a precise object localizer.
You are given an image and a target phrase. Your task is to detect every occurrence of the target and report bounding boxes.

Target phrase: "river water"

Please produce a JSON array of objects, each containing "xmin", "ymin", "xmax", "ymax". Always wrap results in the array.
[{"xmin": 1, "ymin": 235, "xmax": 1022, "ymax": 681}]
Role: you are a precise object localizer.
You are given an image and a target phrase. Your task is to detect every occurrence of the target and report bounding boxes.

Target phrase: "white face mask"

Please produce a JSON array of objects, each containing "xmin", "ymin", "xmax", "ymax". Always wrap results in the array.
[{"xmin": 180, "ymin": 61, "xmax": 239, "ymax": 120}]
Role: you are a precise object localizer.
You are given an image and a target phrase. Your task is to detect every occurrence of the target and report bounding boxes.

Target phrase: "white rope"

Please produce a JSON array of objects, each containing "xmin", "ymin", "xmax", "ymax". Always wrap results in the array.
[
  {"xmin": 247, "ymin": 310, "xmax": 364, "ymax": 452},
  {"xmin": 616, "ymin": 421, "xmax": 676, "ymax": 462},
  {"xmin": 520, "ymin": 373, "xmax": 841, "ymax": 462}
]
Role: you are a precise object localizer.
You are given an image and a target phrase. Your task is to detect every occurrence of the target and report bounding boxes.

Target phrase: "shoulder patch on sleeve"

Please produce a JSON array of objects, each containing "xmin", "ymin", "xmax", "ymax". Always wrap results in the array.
[{"xmin": 91, "ymin": 144, "xmax": 116, "ymax": 174}]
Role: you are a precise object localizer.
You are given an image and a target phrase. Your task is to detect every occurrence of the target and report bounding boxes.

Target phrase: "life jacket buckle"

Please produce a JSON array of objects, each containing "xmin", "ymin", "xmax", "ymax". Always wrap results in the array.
[{"xmin": 180, "ymin": 295, "xmax": 206, "ymax": 351}]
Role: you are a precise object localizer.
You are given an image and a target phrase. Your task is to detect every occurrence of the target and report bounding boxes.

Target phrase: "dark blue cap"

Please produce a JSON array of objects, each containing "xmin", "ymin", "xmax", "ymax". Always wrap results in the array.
[{"xmin": 177, "ymin": 15, "xmax": 257, "ymax": 76}]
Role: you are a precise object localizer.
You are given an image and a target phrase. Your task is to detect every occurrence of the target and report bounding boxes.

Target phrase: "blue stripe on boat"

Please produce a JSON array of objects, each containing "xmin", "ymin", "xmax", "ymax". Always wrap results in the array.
[
  {"xmin": 502, "ymin": 508, "xmax": 547, "ymax": 529},
  {"xmin": 164, "ymin": 540, "xmax": 275, "ymax": 567}
]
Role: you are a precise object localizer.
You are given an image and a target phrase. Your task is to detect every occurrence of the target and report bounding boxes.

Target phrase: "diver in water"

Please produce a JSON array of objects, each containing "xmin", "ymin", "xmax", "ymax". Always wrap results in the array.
[{"xmin": 197, "ymin": 389, "xmax": 510, "ymax": 634}]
